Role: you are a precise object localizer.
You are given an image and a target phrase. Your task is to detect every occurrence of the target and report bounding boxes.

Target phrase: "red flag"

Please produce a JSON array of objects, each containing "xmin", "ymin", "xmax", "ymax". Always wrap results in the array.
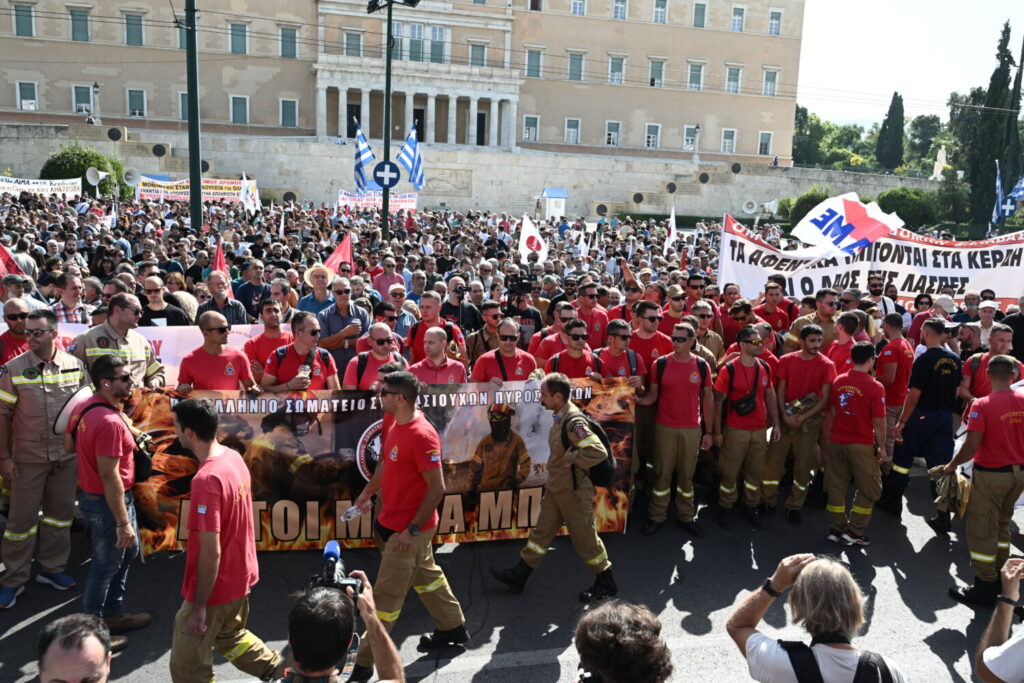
[
  {"xmin": 212, "ymin": 237, "xmax": 234, "ymax": 299},
  {"xmin": 324, "ymin": 233, "xmax": 352, "ymax": 274},
  {"xmin": 0, "ymin": 243, "xmax": 25, "ymax": 276}
]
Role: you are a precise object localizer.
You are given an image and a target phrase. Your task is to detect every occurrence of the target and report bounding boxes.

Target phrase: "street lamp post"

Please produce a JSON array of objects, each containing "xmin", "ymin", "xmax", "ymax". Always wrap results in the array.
[{"xmin": 184, "ymin": 0, "xmax": 203, "ymax": 236}]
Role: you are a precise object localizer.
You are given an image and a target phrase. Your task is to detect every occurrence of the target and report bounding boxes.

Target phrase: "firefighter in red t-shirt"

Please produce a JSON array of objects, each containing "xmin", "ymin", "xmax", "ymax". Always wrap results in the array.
[
  {"xmin": 545, "ymin": 320, "xmax": 600, "ymax": 379},
  {"xmin": 243, "ymin": 299, "xmax": 294, "ymax": 385},
  {"xmin": 629, "ymin": 300, "xmax": 674, "ymax": 488},
  {"xmin": 177, "ymin": 311, "xmax": 259, "ymax": 393},
  {"xmin": 342, "ymin": 323, "xmax": 407, "ymax": 391},
  {"xmin": 958, "ymin": 324, "xmax": 1024, "ymax": 405},
  {"xmin": 470, "ymin": 319, "xmax": 537, "ymax": 384},
  {"xmin": 260, "ymin": 312, "xmax": 340, "ymax": 392}
]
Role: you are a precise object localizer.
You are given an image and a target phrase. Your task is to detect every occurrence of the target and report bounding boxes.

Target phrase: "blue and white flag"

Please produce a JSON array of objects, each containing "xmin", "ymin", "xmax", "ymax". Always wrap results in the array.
[
  {"xmin": 397, "ymin": 127, "xmax": 425, "ymax": 190},
  {"xmin": 1009, "ymin": 173, "xmax": 1024, "ymax": 201},
  {"xmin": 993, "ymin": 160, "xmax": 1004, "ymax": 224},
  {"xmin": 354, "ymin": 119, "xmax": 376, "ymax": 194}
]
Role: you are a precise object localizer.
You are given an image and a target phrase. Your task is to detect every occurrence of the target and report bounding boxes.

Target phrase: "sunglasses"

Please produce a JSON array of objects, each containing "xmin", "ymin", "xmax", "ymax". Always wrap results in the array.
[
  {"xmin": 626, "ymin": 287, "xmax": 642, "ymax": 293},
  {"xmin": 203, "ymin": 325, "xmax": 231, "ymax": 334},
  {"xmin": 840, "ymin": 299, "xmax": 854, "ymax": 305},
  {"xmin": 609, "ymin": 333, "xmax": 631, "ymax": 340},
  {"xmin": 484, "ymin": 314, "xmax": 501, "ymax": 320},
  {"xmin": 559, "ymin": 317, "xmax": 575, "ymax": 323},
  {"xmin": 696, "ymin": 313, "xmax": 713, "ymax": 319},
  {"xmin": 671, "ymin": 336, "xmax": 692, "ymax": 343},
  {"xmin": 688, "ymin": 284, "xmax": 705, "ymax": 290},
  {"xmin": 383, "ymin": 315, "xmax": 398, "ymax": 322},
  {"xmin": 741, "ymin": 338, "xmax": 763, "ymax": 346},
  {"xmin": 823, "ymin": 301, "xmax": 837, "ymax": 307},
  {"xmin": 370, "ymin": 337, "xmax": 392, "ymax": 346},
  {"xmin": 306, "ymin": 328, "xmax": 322, "ymax": 336},
  {"xmin": 731, "ymin": 316, "xmax": 747, "ymax": 322},
  {"xmin": 333, "ymin": 289, "xmax": 351, "ymax": 295},
  {"xmin": 642, "ymin": 316, "xmax": 662, "ymax": 322},
  {"xmin": 499, "ymin": 334, "xmax": 519, "ymax": 342},
  {"xmin": 340, "ymin": 268, "xmax": 352, "ymax": 273},
  {"xmin": 110, "ymin": 374, "xmax": 133, "ymax": 383},
  {"xmin": 144, "ymin": 288, "xmax": 162, "ymax": 294},
  {"xmin": 568, "ymin": 333, "xmax": 589, "ymax": 341},
  {"xmin": 26, "ymin": 328, "xmax": 54, "ymax": 337},
  {"xmin": 4, "ymin": 313, "xmax": 28, "ymax": 321},
  {"xmin": 581, "ymin": 293, "xmax": 597, "ymax": 299},
  {"xmin": 377, "ymin": 388, "xmax": 400, "ymax": 397},
  {"xmin": 670, "ymin": 296, "xmax": 684, "ymax": 302},
  {"xmin": 390, "ymin": 292, "xmax": 406, "ymax": 297}
]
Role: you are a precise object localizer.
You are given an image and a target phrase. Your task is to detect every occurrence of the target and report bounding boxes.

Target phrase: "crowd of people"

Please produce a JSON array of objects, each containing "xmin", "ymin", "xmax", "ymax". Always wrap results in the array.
[{"xmin": 3, "ymin": 188, "xmax": 1024, "ymax": 682}]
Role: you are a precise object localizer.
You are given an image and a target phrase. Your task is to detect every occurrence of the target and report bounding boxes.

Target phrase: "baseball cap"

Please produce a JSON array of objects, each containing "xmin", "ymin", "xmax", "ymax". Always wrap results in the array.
[
  {"xmin": 667, "ymin": 284, "xmax": 685, "ymax": 298},
  {"xmin": 979, "ymin": 300, "xmax": 999, "ymax": 310},
  {"xmin": 934, "ymin": 295, "xmax": 957, "ymax": 314}
]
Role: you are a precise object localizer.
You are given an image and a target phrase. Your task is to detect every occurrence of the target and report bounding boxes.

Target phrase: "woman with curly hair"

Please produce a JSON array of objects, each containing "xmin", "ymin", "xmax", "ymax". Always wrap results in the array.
[{"xmin": 574, "ymin": 600, "xmax": 673, "ymax": 682}]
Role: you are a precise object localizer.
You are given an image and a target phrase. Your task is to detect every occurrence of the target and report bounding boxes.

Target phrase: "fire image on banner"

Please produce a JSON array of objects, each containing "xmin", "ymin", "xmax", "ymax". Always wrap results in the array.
[{"xmin": 130, "ymin": 378, "xmax": 634, "ymax": 554}]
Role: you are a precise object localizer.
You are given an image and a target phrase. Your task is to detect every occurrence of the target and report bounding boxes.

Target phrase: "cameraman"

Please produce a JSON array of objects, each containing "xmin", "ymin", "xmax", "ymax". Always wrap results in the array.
[
  {"xmin": 440, "ymin": 276, "xmax": 482, "ymax": 333},
  {"xmin": 279, "ymin": 570, "xmax": 404, "ymax": 683},
  {"xmin": 507, "ymin": 283, "xmax": 543, "ymax": 350}
]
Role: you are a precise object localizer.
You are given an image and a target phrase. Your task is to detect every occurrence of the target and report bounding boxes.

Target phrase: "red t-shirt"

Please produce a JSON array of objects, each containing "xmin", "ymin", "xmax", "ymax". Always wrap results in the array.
[
  {"xmin": 378, "ymin": 412, "xmax": 442, "ymax": 532},
  {"xmin": 243, "ymin": 331, "xmax": 294, "ymax": 378},
  {"xmin": 829, "ymin": 370, "xmax": 886, "ymax": 446},
  {"xmin": 724, "ymin": 346, "xmax": 778, "ymax": 384},
  {"xmin": 408, "ymin": 320, "xmax": 466, "ymax": 364},
  {"xmin": 876, "ymin": 337, "xmax": 913, "ymax": 405},
  {"xmin": 776, "ymin": 352, "xmax": 836, "ymax": 403},
  {"xmin": 535, "ymin": 332, "xmax": 568, "ymax": 362},
  {"xmin": 409, "ymin": 357, "xmax": 467, "ymax": 385},
  {"xmin": 181, "ymin": 448, "xmax": 259, "ymax": 606},
  {"xmin": 653, "ymin": 355, "xmax": 711, "ymax": 428},
  {"xmin": 527, "ymin": 327, "xmax": 551, "ymax": 357},
  {"xmin": 355, "ymin": 332, "xmax": 405, "ymax": 355},
  {"xmin": 545, "ymin": 351, "xmax": 599, "ymax": 379},
  {"xmin": 70, "ymin": 397, "xmax": 135, "ymax": 495},
  {"xmin": 714, "ymin": 359, "xmax": 772, "ymax": 430},
  {"xmin": 658, "ymin": 310, "xmax": 687, "ymax": 336},
  {"xmin": 343, "ymin": 351, "xmax": 407, "ymax": 390},
  {"xmin": 263, "ymin": 345, "xmax": 338, "ymax": 389},
  {"xmin": 576, "ymin": 308, "xmax": 610, "ymax": 348},
  {"xmin": 963, "ymin": 353, "xmax": 1024, "ymax": 400},
  {"xmin": 629, "ymin": 331, "xmax": 674, "ymax": 377},
  {"xmin": 0, "ymin": 330, "xmax": 28, "ymax": 365},
  {"xmin": 753, "ymin": 304, "xmax": 790, "ymax": 332},
  {"xmin": 470, "ymin": 348, "xmax": 537, "ymax": 382},
  {"xmin": 719, "ymin": 302, "xmax": 741, "ymax": 346},
  {"xmin": 608, "ymin": 304, "xmax": 633, "ymax": 324},
  {"xmin": 595, "ymin": 348, "xmax": 647, "ymax": 379},
  {"xmin": 178, "ymin": 347, "xmax": 254, "ymax": 391},
  {"xmin": 965, "ymin": 389, "xmax": 1024, "ymax": 467},
  {"xmin": 824, "ymin": 340, "xmax": 854, "ymax": 374}
]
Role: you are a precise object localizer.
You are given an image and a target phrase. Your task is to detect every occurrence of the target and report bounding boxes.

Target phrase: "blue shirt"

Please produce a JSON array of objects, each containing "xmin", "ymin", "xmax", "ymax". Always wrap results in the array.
[
  {"xmin": 395, "ymin": 310, "xmax": 416, "ymax": 338},
  {"xmin": 297, "ymin": 292, "xmax": 333, "ymax": 314},
  {"xmin": 317, "ymin": 303, "xmax": 370, "ymax": 369}
]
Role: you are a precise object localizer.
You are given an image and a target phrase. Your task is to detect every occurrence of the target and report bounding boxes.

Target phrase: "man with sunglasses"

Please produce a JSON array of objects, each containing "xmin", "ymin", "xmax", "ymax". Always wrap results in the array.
[
  {"xmin": 465, "ymin": 301, "xmax": 502, "ymax": 366},
  {"xmin": 658, "ymin": 285, "xmax": 688, "ymax": 336},
  {"xmin": 139, "ymin": 276, "xmax": 189, "ymax": 327},
  {"xmin": 356, "ymin": 302, "xmax": 408, "ymax": 353},
  {"xmin": 691, "ymin": 300, "xmax": 725, "ymax": 363},
  {"xmin": 594, "ymin": 319, "xmax": 647, "ymax": 385},
  {"xmin": 317, "ymin": 277, "xmax": 370, "ymax": 372},
  {"xmin": 343, "ymin": 323, "xmax": 407, "ymax": 391},
  {"xmin": 528, "ymin": 301, "xmax": 571, "ymax": 361},
  {"xmin": 609, "ymin": 279, "xmax": 643, "ymax": 327},
  {"xmin": 682, "ymin": 274, "xmax": 724, "ymax": 338},
  {"xmin": 0, "ymin": 299, "xmax": 30, "ymax": 365},
  {"xmin": 545, "ymin": 319, "xmax": 600, "ymax": 379},
  {"xmin": 574, "ymin": 282, "xmax": 609, "ymax": 348},
  {"xmin": 470, "ymin": 318, "xmax": 537, "ymax": 384},
  {"xmin": 783, "ymin": 288, "xmax": 840, "ymax": 355},
  {"xmin": 0, "ymin": 309, "xmax": 90, "ymax": 610},
  {"xmin": 176, "ymin": 312, "xmax": 258, "ymax": 393},
  {"xmin": 71, "ymin": 293, "xmax": 165, "ymax": 389},
  {"xmin": 865, "ymin": 275, "xmax": 898, "ymax": 316},
  {"xmin": 261, "ymin": 312, "xmax": 340, "ymax": 392}
]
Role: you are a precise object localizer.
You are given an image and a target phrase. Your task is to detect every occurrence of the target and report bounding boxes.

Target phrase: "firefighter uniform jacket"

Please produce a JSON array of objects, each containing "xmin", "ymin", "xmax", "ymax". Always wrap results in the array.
[
  {"xmin": 70, "ymin": 321, "xmax": 165, "ymax": 387},
  {"xmin": 546, "ymin": 402, "xmax": 606, "ymax": 493},
  {"xmin": 783, "ymin": 312, "xmax": 839, "ymax": 354}
]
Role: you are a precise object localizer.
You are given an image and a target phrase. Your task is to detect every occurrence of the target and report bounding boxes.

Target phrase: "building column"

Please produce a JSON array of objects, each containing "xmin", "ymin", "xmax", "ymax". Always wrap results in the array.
[
  {"xmin": 468, "ymin": 97, "xmax": 478, "ymax": 146},
  {"xmin": 447, "ymin": 96, "xmax": 457, "ymax": 144},
  {"xmin": 318, "ymin": 14, "xmax": 325, "ymax": 53},
  {"xmin": 316, "ymin": 85, "xmax": 328, "ymax": 138},
  {"xmin": 360, "ymin": 88, "xmax": 370, "ymax": 134},
  {"xmin": 426, "ymin": 93, "xmax": 436, "ymax": 143},
  {"xmin": 337, "ymin": 88, "xmax": 346, "ymax": 138},
  {"xmin": 404, "ymin": 91, "xmax": 414, "ymax": 137},
  {"xmin": 489, "ymin": 99, "xmax": 499, "ymax": 146},
  {"xmin": 505, "ymin": 99, "xmax": 518, "ymax": 150}
]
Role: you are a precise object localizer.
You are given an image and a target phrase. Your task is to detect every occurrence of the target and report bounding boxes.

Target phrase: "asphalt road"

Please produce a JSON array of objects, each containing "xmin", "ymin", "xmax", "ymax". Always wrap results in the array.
[{"xmin": 0, "ymin": 469, "xmax": 1015, "ymax": 682}]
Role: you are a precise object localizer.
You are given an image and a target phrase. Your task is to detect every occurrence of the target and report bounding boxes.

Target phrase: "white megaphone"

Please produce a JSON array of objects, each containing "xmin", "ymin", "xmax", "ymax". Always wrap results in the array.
[
  {"xmin": 85, "ymin": 166, "xmax": 109, "ymax": 187},
  {"xmin": 122, "ymin": 168, "xmax": 141, "ymax": 187}
]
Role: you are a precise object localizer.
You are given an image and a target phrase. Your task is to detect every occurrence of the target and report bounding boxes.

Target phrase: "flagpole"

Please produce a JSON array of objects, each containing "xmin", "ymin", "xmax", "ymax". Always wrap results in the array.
[{"xmin": 380, "ymin": 0, "xmax": 394, "ymax": 240}]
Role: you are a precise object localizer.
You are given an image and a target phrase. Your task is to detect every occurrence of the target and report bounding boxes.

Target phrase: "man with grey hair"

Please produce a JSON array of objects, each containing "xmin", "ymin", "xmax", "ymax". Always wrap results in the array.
[
  {"xmin": 1, "ymin": 274, "xmax": 46, "ymax": 311},
  {"xmin": 317, "ymin": 276, "xmax": 369, "ymax": 371}
]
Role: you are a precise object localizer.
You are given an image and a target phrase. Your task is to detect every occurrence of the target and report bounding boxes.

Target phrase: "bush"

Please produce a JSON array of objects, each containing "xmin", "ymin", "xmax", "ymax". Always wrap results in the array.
[
  {"xmin": 789, "ymin": 184, "xmax": 831, "ymax": 226},
  {"xmin": 39, "ymin": 144, "xmax": 129, "ymax": 200},
  {"xmin": 776, "ymin": 197, "xmax": 794, "ymax": 220},
  {"xmin": 876, "ymin": 186, "xmax": 936, "ymax": 228}
]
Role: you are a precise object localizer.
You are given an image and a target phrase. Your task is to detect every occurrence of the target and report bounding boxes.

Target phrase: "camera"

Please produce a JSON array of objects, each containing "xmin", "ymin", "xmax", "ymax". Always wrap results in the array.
[
  {"xmin": 307, "ymin": 540, "xmax": 362, "ymax": 594},
  {"xmin": 506, "ymin": 273, "xmax": 536, "ymax": 297},
  {"xmin": 454, "ymin": 285, "xmax": 467, "ymax": 295}
]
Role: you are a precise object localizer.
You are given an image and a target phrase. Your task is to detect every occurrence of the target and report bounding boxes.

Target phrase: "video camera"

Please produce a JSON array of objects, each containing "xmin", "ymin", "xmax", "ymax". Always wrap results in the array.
[
  {"xmin": 307, "ymin": 540, "xmax": 362, "ymax": 595},
  {"xmin": 503, "ymin": 273, "xmax": 537, "ymax": 319}
]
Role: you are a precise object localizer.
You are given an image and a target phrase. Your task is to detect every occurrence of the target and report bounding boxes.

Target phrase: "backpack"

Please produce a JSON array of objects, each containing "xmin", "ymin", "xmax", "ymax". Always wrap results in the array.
[
  {"xmin": 550, "ymin": 351, "xmax": 602, "ymax": 375},
  {"xmin": 355, "ymin": 350, "xmax": 404, "ymax": 386},
  {"xmin": 594, "ymin": 348, "xmax": 638, "ymax": 376},
  {"xmin": 275, "ymin": 346, "xmax": 332, "ymax": 373},
  {"xmin": 409, "ymin": 320, "xmax": 456, "ymax": 349},
  {"xmin": 777, "ymin": 641, "xmax": 894, "ymax": 683},
  {"xmin": 71, "ymin": 401, "xmax": 153, "ymax": 483},
  {"xmin": 560, "ymin": 412, "xmax": 615, "ymax": 488},
  {"xmin": 655, "ymin": 354, "xmax": 708, "ymax": 387},
  {"xmin": 722, "ymin": 358, "xmax": 770, "ymax": 417}
]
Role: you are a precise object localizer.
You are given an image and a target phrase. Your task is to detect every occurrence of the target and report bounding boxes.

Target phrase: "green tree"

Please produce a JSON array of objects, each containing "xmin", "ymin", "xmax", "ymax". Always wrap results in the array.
[
  {"xmin": 876, "ymin": 92, "xmax": 905, "ymax": 169},
  {"xmin": 935, "ymin": 166, "xmax": 970, "ymax": 223},
  {"xmin": 789, "ymin": 184, "xmax": 830, "ymax": 226},
  {"xmin": 876, "ymin": 186, "xmax": 935, "ymax": 228},
  {"xmin": 39, "ymin": 144, "xmax": 128, "ymax": 199},
  {"xmin": 776, "ymin": 197, "xmax": 794, "ymax": 220},
  {"xmin": 1003, "ymin": 34, "xmax": 1024, "ymax": 200},
  {"xmin": 906, "ymin": 114, "xmax": 942, "ymax": 165},
  {"xmin": 792, "ymin": 105, "xmax": 832, "ymax": 166}
]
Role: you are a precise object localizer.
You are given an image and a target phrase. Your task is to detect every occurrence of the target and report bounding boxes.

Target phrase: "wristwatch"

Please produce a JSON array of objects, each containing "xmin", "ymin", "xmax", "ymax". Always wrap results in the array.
[
  {"xmin": 407, "ymin": 523, "xmax": 421, "ymax": 536},
  {"xmin": 761, "ymin": 578, "xmax": 781, "ymax": 598}
]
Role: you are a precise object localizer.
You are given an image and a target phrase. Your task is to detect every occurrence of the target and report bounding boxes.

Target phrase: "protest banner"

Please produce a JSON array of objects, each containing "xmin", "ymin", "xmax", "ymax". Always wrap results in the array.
[
  {"xmin": 135, "ymin": 177, "xmax": 254, "ymax": 203},
  {"xmin": 337, "ymin": 190, "xmax": 417, "ymax": 212},
  {"xmin": 0, "ymin": 176, "xmax": 82, "ymax": 197},
  {"xmin": 130, "ymin": 379, "xmax": 633, "ymax": 554},
  {"xmin": 719, "ymin": 214, "xmax": 1024, "ymax": 308}
]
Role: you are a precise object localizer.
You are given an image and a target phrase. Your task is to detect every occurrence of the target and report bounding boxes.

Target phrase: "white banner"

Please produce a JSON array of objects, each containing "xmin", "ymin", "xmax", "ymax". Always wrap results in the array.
[
  {"xmin": 790, "ymin": 192, "xmax": 902, "ymax": 256},
  {"xmin": 719, "ymin": 215, "xmax": 1024, "ymax": 309},
  {"xmin": 135, "ymin": 177, "xmax": 251, "ymax": 203},
  {"xmin": 337, "ymin": 190, "xmax": 418, "ymax": 212},
  {"xmin": 0, "ymin": 176, "xmax": 82, "ymax": 197}
]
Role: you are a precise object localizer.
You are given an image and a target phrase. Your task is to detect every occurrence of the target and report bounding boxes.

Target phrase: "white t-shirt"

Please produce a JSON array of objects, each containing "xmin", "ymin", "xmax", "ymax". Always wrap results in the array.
[
  {"xmin": 983, "ymin": 629, "xmax": 1024, "ymax": 683},
  {"xmin": 745, "ymin": 633, "xmax": 906, "ymax": 683}
]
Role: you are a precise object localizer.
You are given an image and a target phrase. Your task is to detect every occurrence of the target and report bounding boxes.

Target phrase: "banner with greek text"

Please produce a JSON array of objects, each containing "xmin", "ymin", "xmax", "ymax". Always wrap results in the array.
[
  {"xmin": 0, "ymin": 176, "xmax": 82, "ymax": 197},
  {"xmin": 337, "ymin": 190, "xmax": 418, "ymax": 212},
  {"xmin": 134, "ymin": 177, "xmax": 253, "ymax": 203},
  {"xmin": 719, "ymin": 215, "xmax": 1024, "ymax": 308},
  {"xmin": 130, "ymin": 380, "xmax": 633, "ymax": 554}
]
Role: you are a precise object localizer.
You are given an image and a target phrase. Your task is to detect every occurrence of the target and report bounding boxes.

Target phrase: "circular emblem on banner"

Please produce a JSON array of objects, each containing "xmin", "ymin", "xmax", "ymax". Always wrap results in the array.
[
  {"xmin": 97, "ymin": 337, "xmax": 110, "ymax": 349},
  {"xmin": 23, "ymin": 368, "xmax": 39, "ymax": 380},
  {"xmin": 526, "ymin": 235, "xmax": 543, "ymax": 252},
  {"xmin": 355, "ymin": 419, "xmax": 383, "ymax": 482}
]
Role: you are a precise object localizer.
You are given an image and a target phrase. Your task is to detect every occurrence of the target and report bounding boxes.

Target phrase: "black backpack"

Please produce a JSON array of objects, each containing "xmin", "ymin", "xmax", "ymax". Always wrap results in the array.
[
  {"xmin": 560, "ymin": 412, "xmax": 615, "ymax": 488},
  {"xmin": 551, "ymin": 351, "xmax": 602, "ymax": 375},
  {"xmin": 355, "ymin": 350, "xmax": 404, "ymax": 386},
  {"xmin": 655, "ymin": 354, "xmax": 708, "ymax": 387},
  {"xmin": 409, "ymin": 320, "xmax": 456, "ymax": 348},
  {"xmin": 778, "ymin": 641, "xmax": 894, "ymax": 683},
  {"xmin": 275, "ymin": 345, "xmax": 331, "ymax": 368}
]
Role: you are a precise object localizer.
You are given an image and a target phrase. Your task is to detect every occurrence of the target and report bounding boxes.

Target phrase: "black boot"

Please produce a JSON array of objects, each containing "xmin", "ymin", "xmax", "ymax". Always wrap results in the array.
[
  {"xmin": 717, "ymin": 506, "xmax": 734, "ymax": 530},
  {"xmin": 580, "ymin": 568, "xmax": 617, "ymax": 604},
  {"xmin": 489, "ymin": 560, "xmax": 533, "ymax": 594},
  {"xmin": 805, "ymin": 469, "xmax": 827, "ymax": 508},
  {"xmin": 743, "ymin": 505, "xmax": 766, "ymax": 530},
  {"xmin": 874, "ymin": 483, "xmax": 903, "ymax": 518},
  {"xmin": 927, "ymin": 510, "xmax": 952, "ymax": 536},
  {"xmin": 419, "ymin": 624, "xmax": 470, "ymax": 650},
  {"xmin": 949, "ymin": 577, "xmax": 999, "ymax": 608}
]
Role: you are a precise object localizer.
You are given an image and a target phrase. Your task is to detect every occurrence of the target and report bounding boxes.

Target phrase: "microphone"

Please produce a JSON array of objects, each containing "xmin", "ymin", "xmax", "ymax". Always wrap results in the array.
[{"xmin": 323, "ymin": 539, "xmax": 340, "ymax": 562}]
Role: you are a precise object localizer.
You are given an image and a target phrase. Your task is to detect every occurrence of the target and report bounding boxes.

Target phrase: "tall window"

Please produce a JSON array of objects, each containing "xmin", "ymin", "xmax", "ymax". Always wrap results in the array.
[
  {"xmin": 565, "ymin": 118, "xmax": 581, "ymax": 144},
  {"xmin": 683, "ymin": 125, "xmax": 698, "ymax": 150},
  {"xmin": 731, "ymin": 6, "xmax": 745, "ymax": 31},
  {"xmin": 769, "ymin": 10, "xmax": 782, "ymax": 35},
  {"xmin": 608, "ymin": 57, "xmax": 624, "ymax": 85},
  {"xmin": 649, "ymin": 61, "xmax": 664, "ymax": 88},
  {"xmin": 345, "ymin": 33, "xmax": 362, "ymax": 57},
  {"xmin": 17, "ymin": 82, "xmax": 37, "ymax": 110},
  {"xmin": 179, "ymin": 92, "xmax": 189, "ymax": 121},
  {"xmin": 127, "ymin": 89, "xmax": 146, "ymax": 117},
  {"xmin": 530, "ymin": 0, "xmax": 542, "ymax": 11},
  {"xmin": 125, "ymin": 14, "xmax": 143, "ymax": 46},
  {"xmin": 430, "ymin": 26, "xmax": 446, "ymax": 63},
  {"xmin": 571, "ymin": 0, "xmax": 585, "ymax": 16},
  {"xmin": 605, "ymin": 121, "xmax": 620, "ymax": 146},
  {"xmin": 612, "ymin": 0, "xmax": 626, "ymax": 20},
  {"xmin": 568, "ymin": 53, "xmax": 584, "ymax": 81},
  {"xmin": 14, "ymin": 4, "xmax": 33, "ymax": 37},
  {"xmin": 688, "ymin": 63, "xmax": 703, "ymax": 91},
  {"xmin": 73, "ymin": 85, "xmax": 92, "ymax": 113},
  {"xmin": 178, "ymin": 20, "xmax": 187, "ymax": 49},
  {"xmin": 390, "ymin": 22, "xmax": 403, "ymax": 60},
  {"xmin": 408, "ymin": 24, "xmax": 424, "ymax": 62},
  {"xmin": 523, "ymin": 115, "xmax": 539, "ymax": 141},
  {"xmin": 470, "ymin": 44, "xmax": 486, "ymax": 67},
  {"xmin": 280, "ymin": 28, "xmax": 297, "ymax": 58},
  {"xmin": 759, "ymin": 131, "xmax": 773, "ymax": 155},
  {"xmin": 726, "ymin": 67, "xmax": 741, "ymax": 94},
  {"xmin": 645, "ymin": 124, "xmax": 660, "ymax": 149},
  {"xmin": 231, "ymin": 96, "xmax": 248, "ymax": 124},
  {"xmin": 526, "ymin": 50, "xmax": 542, "ymax": 78},
  {"xmin": 230, "ymin": 23, "xmax": 247, "ymax": 54},
  {"xmin": 721, "ymin": 128, "xmax": 736, "ymax": 153},
  {"xmin": 652, "ymin": 0, "xmax": 666, "ymax": 24},
  {"xmin": 70, "ymin": 10, "xmax": 89, "ymax": 42},
  {"xmin": 763, "ymin": 70, "xmax": 778, "ymax": 96},
  {"xmin": 281, "ymin": 100, "xmax": 298, "ymax": 127},
  {"xmin": 692, "ymin": 2, "xmax": 706, "ymax": 27}
]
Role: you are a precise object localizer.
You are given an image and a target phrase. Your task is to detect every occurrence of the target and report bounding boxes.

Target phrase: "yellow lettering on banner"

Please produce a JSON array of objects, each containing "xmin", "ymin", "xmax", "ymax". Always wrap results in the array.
[
  {"xmin": 272, "ymin": 500, "xmax": 301, "ymax": 542},
  {"xmin": 478, "ymin": 490, "xmax": 514, "ymax": 531},
  {"xmin": 438, "ymin": 494, "xmax": 465, "ymax": 534},
  {"xmin": 251, "ymin": 500, "xmax": 268, "ymax": 542},
  {"xmin": 517, "ymin": 487, "xmax": 543, "ymax": 528}
]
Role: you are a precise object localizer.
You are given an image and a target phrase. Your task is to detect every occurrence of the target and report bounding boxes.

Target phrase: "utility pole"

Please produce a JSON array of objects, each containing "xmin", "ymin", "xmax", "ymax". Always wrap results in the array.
[
  {"xmin": 380, "ymin": 0, "xmax": 394, "ymax": 240},
  {"xmin": 185, "ymin": 0, "xmax": 203, "ymax": 234}
]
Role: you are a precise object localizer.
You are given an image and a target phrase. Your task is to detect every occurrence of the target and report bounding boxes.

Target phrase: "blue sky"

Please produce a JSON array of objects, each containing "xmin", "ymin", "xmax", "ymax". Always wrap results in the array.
[{"xmin": 798, "ymin": 0, "xmax": 1024, "ymax": 124}]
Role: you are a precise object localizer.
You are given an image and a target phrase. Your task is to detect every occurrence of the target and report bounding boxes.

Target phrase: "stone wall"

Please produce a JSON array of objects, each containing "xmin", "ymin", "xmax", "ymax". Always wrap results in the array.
[{"xmin": 1, "ymin": 124, "xmax": 938, "ymax": 218}]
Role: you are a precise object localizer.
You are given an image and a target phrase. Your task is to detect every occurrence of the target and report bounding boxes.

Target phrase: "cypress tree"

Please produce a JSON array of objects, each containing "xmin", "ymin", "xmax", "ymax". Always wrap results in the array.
[
  {"xmin": 1003, "ymin": 34, "xmax": 1024, "ymax": 199},
  {"xmin": 876, "ymin": 92, "xmax": 905, "ymax": 170},
  {"xmin": 969, "ymin": 22, "xmax": 1015, "ymax": 224}
]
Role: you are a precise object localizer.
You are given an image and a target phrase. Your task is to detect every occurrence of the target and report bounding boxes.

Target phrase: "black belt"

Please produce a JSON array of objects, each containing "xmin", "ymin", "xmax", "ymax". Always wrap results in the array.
[{"xmin": 975, "ymin": 464, "xmax": 1021, "ymax": 473}]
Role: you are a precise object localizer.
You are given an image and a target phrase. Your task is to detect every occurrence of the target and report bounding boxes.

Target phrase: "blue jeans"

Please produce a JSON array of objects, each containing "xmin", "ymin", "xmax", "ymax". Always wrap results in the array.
[
  {"xmin": 78, "ymin": 490, "xmax": 139, "ymax": 618},
  {"xmin": 888, "ymin": 408, "xmax": 953, "ymax": 495}
]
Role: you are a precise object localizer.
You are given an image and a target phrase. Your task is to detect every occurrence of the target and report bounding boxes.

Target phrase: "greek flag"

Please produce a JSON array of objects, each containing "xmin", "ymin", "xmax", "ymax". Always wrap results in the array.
[
  {"xmin": 993, "ymin": 161, "xmax": 1004, "ymax": 224},
  {"xmin": 354, "ymin": 119, "xmax": 376, "ymax": 194},
  {"xmin": 397, "ymin": 127, "xmax": 425, "ymax": 190},
  {"xmin": 1010, "ymin": 174, "xmax": 1024, "ymax": 201}
]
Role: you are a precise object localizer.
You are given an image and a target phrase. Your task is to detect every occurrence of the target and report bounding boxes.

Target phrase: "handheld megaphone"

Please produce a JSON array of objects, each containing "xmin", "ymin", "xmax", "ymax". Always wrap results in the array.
[
  {"xmin": 85, "ymin": 167, "xmax": 109, "ymax": 187},
  {"xmin": 122, "ymin": 168, "xmax": 141, "ymax": 187}
]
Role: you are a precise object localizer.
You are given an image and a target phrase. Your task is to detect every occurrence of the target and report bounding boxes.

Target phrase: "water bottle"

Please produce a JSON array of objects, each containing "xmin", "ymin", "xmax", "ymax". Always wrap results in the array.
[{"xmin": 339, "ymin": 505, "xmax": 363, "ymax": 522}]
